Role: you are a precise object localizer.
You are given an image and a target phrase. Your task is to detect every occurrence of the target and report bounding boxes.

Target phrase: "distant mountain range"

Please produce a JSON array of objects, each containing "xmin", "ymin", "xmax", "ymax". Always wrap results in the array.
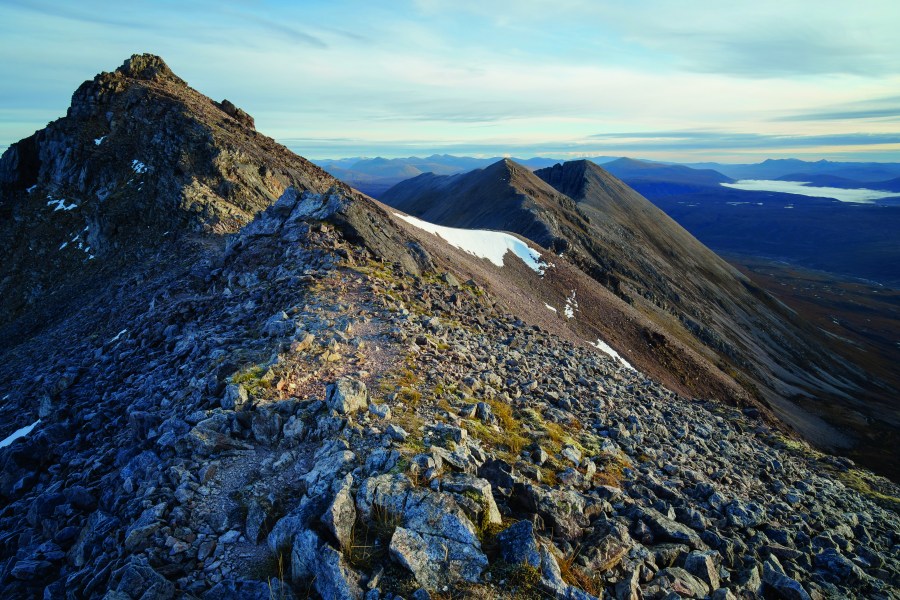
[
  {"xmin": 314, "ymin": 154, "xmax": 900, "ymax": 198},
  {"xmin": 687, "ymin": 158, "xmax": 900, "ymax": 183},
  {"xmin": 315, "ymin": 154, "xmax": 900, "ymax": 285}
]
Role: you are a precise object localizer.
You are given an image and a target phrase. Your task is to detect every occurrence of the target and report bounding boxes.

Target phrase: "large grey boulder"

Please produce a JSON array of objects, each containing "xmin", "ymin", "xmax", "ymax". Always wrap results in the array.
[
  {"xmin": 496, "ymin": 521, "xmax": 541, "ymax": 568},
  {"xmin": 302, "ymin": 439, "xmax": 356, "ymax": 497},
  {"xmin": 291, "ymin": 529, "xmax": 364, "ymax": 599},
  {"xmin": 321, "ymin": 474, "xmax": 356, "ymax": 550},
  {"xmin": 649, "ymin": 567, "xmax": 710, "ymax": 598},
  {"xmin": 109, "ymin": 556, "xmax": 175, "ymax": 600},
  {"xmin": 684, "ymin": 550, "xmax": 720, "ymax": 590},
  {"xmin": 325, "ymin": 378, "xmax": 368, "ymax": 415},
  {"xmin": 512, "ymin": 482, "xmax": 589, "ymax": 541},
  {"xmin": 441, "ymin": 473, "xmax": 502, "ymax": 526},
  {"xmin": 631, "ymin": 506, "xmax": 703, "ymax": 549},
  {"xmin": 761, "ymin": 557, "xmax": 812, "ymax": 600},
  {"xmin": 357, "ymin": 474, "xmax": 487, "ymax": 589},
  {"xmin": 389, "ymin": 526, "xmax": 487, "ymax": 590}
]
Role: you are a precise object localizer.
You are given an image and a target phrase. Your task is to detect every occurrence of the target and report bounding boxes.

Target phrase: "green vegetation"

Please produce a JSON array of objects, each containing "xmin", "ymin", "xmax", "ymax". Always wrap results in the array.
[
  {"xmin": 485, "ymin": 561, "xmax": 543, "ymax": 599},
  {"xmin": 346, "ymin": 503, "xmax": 402, "ymax": 571},
  {"xmin": 232, "ymin": 363, "xmax": 274, "ymax": 396},
  {"xmin": 771, "ymin": 433, "xmax": 900, "ymax": 514},
  {"xmin": 593, "ymin": 452, "xmax": 632, "ymax": 488},
  {"xmin": 836, "ymin": 468, "xmax": 900, "ymax": 514},
  {"xmin": 265, "ymin": 553, "xmax": 287, "ymax": 600}
]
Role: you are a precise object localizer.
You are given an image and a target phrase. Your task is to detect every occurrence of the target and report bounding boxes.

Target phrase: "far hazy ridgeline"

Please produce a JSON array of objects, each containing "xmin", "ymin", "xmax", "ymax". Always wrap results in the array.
[{"xmin": 315, "ymin": 154, "xmax": 900, "ymax": 286}]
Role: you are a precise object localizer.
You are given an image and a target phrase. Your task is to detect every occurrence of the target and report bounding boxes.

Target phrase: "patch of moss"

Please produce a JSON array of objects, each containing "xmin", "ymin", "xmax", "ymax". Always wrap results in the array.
[
  {"xmin": 593, "ymin": 453, "xmax": 632, "ymax": 488},
  {"xmin": 232, "ymin": 364, "xmax": 273, "ymax": 396},
  {"xmin": 836, "ymin": 468, "xmax": 900, "ymax": 514},
  {"xmin": 485, "ymin": 561, "xmax": 544, "ymax": 599},
  {"xmin": 467, "ymin": 420, "xmax": 525, "ymax": 461},
  {"xmin": 397, "ymin": 386, "xmax": 422, "ymax": 406},
  {"xmin": 557, "ymin": 545, "xmax": 602, "ymax": 597}
]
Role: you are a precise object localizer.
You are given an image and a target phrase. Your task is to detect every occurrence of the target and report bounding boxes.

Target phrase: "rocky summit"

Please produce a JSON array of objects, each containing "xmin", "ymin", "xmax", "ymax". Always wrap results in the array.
[{"xmin": 0, "ymin": 55, "xmax": 899, "ymax": 600}]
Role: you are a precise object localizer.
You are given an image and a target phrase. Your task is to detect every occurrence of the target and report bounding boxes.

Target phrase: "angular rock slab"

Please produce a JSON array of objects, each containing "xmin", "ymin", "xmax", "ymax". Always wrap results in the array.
[
  {"xmin": 325, "ymin": 378, "xmax": 368, "ymax": 415},
  {"xmin": 441, "ymin": 473, "xmax": 502, "ymax": 526},
  {"xmin": 390, "ymin": 526, "xmax": 488, "ymax": 590},
  {"xmin": 357, "ymin": 474, "xmax": 488, "ymax": 589},
  {"xmin": 321, "ymin": 474, "xmax": 356, "ymax": 550},
  {"xmin": 291, "ymin": 529, "xmax": 363, "ymax": 599},
  {"xmin": 495, "ymin": 520, "xmax": 541, "ymax": 568}
]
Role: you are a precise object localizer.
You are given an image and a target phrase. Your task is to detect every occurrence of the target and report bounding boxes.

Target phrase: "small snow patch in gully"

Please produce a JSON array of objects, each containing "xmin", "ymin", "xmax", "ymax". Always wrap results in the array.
[
  {"xmin": 589, "ymin": 339, "xmax": 635, "ymax": 371},
  {"xmin": 0, "ymin": 420, "xmax": 41, "ymax": 449},
  {"xmin": 564, "ymin": 289, "xmax": 578, "ymax": 319},
  {"xmin": 47, "ymin": 197, "xmax": 77, "ymax": 211}
]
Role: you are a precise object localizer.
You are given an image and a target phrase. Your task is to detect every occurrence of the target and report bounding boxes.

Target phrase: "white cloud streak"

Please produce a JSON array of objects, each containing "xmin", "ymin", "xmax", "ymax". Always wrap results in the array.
[{"xmin": 0, "ymin": 0, "xmax": 898, "ymax": 161}]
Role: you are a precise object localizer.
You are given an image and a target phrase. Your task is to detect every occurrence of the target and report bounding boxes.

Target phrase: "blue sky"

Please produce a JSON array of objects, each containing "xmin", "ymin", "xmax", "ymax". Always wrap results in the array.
[{"xmin": 1, "ymin": 0, "xmax": 899, "ymax": 162}]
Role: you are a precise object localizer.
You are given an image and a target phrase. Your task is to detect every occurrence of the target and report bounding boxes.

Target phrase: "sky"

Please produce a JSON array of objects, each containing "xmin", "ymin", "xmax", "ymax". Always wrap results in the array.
[{"xmin": 1, "ymin": 0, "xmax": 900, "ymax": 162}]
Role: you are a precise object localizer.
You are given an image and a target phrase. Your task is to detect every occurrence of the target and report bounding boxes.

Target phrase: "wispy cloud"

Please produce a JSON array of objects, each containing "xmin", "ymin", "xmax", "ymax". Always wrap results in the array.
[
  {"xmin": 775, "ymin": 96, "xmax": 900, "ymax": 122},
  {"xmin": 1, "ymin": 0, "xmax": 899, "ymax": 162},
  {"xmin": 218, "ymin": 10, "xmax": 329, "ymax": 49},
  {"xmin": 587, "ymin": 131, "xmax": 900, "ymax": 149}
]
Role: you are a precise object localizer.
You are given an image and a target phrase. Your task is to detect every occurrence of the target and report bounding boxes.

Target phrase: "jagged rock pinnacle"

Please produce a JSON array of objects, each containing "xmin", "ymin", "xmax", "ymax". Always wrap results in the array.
[{"xmin": 116, "ymin": 53, "xmax": 182, "ymax": 83}]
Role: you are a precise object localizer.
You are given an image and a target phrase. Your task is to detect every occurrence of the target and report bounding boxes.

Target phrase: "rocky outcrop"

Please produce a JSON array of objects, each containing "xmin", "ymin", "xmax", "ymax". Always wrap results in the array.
[{"xmin": 0, "ymin": 53, "xmax": 336, "ymax": 328}]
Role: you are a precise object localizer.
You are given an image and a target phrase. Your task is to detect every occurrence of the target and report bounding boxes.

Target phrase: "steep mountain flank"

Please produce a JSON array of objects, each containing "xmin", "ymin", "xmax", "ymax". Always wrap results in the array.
[
  {"xmin": 1, "ymin": 55, "xmax": 898, "ymax": 599},
  {"xmin": 384, "ymin": 159, "xmax": 890, "ymax": 467}
]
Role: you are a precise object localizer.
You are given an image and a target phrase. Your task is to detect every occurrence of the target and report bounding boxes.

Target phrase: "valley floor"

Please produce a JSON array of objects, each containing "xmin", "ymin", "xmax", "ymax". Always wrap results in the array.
[{"xmin": 727, "ymin": 254, "xmax": 900, "ymax": 481}]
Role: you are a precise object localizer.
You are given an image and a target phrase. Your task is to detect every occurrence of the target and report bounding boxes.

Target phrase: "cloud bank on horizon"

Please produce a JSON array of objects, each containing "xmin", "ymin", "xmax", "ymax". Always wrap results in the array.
[{"xmin": 1, "ymin": 0, "xmax": 899, "ymax": 162}]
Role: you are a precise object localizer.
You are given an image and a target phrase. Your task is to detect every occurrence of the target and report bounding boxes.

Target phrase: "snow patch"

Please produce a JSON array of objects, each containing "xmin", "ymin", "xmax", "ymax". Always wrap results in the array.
[
  {"xmin": 94, "ymin": 136, "xmax": 106, "ymax": 146},
  {"xmin": 47, "ymin": 197, "xmax": 77, "ymax": 211},
  {"xmin": 394, "ymin": 213, "xmax": 547, "ymax": 274},
  {"xmin": 131, "ymin": 160, "xmax": 148, "ymax": 174},
  {"xmin": 0, "ymin": 420, "xmax": 40, "ymax": 449},
  {"xmin": 564, "ymin": 290, "xmax": 578, "ymax": 319},
  {"xmin": 109, "ymin": 329, "xmax": 128, "ymax": 343},
  {"xmin": 589, "ymin": 339, "xmax": 635, "ymax": 370},
  {"xmin": 544, "ymin": 303, "xmax": 557, "ymax": 313},
  {"xmin": 27, "ymin": 185, "xmax": 37, "ymax": 194}
]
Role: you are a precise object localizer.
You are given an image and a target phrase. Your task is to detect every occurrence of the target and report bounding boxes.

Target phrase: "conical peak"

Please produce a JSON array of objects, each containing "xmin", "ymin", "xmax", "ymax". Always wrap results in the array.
[
  {"xmin": 67, "ymin": 54, "xmax": 187, "ymax": 119},
  {"xmin": 487, "ymin": 157, "xmax": 521, "ymax": 172}
]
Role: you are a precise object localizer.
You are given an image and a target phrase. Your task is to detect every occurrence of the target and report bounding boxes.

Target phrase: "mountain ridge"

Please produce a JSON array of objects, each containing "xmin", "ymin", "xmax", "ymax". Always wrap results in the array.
[
  {"xmin": 1, "ymin": 54, "xmax": 898, "ymax": 600},
  {"xmin": 383, "ymin": 158, "xmax": 893, "ymax": 468}
]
